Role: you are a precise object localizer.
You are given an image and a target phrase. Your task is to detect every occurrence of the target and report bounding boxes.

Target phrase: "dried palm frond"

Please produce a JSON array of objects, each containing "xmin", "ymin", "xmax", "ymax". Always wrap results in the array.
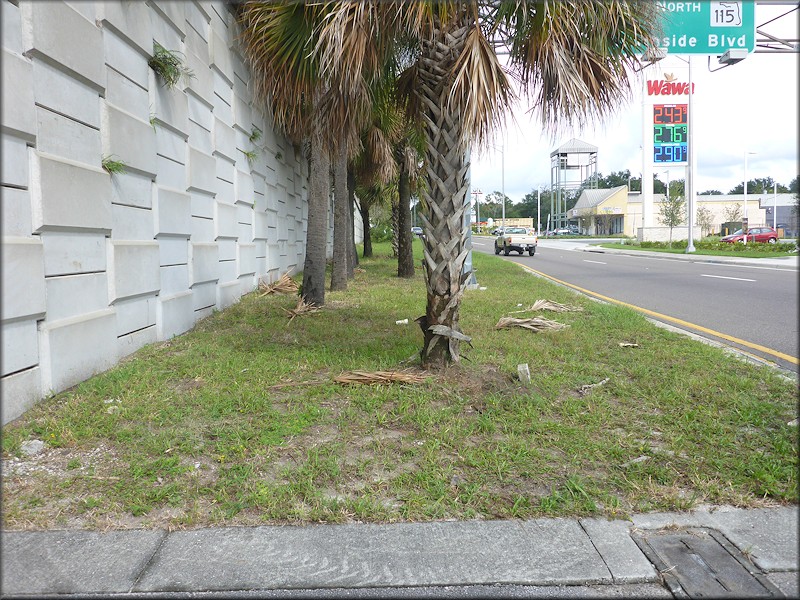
[
  {"xmin": 334, "ymin": 370, "xmax": 426, "ymax": 386},
  {"xmin": 510, "ymin": 299, "xmax": 583, "ymax": 314},
  {"xmin": 530, "ymin": 299, "xmax": 583, "ymax": 312},
  {"xmin": 283, "ymin": 298, "xmax": 321, "ymax": 322},
  {"xmin": 578, "ymin": 377, "xmax": 610, "ymax": 397},
  {"xmin": 495, "ymin": 317, "xmax": 568, "ymax": 332},
  {"xmin": 259, "ymin": 273, "xmax": 299, "ymax": 296}
]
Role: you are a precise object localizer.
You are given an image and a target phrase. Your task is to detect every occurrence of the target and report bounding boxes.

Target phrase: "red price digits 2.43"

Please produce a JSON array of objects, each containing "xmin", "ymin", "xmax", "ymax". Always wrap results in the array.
[{"xmin": 653, "ymin": 104, "xmax": 687, "ymax": 124}]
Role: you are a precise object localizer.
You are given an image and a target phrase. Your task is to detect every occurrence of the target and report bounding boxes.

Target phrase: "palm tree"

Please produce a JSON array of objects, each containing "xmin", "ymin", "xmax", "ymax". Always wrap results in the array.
[
  {"xmin": 237, "ymin": 2, "xmax": 381, "ymax": 305},
  {"xmin": 236, "ymin": 2, "xmax": 331, "ymax": 306},
  {"xmin": 316, "ymin": 1, "xmax": 659, "ymax": 368}
]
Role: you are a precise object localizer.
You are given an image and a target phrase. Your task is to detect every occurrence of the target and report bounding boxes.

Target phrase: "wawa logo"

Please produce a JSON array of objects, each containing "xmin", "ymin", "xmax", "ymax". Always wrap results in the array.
[{"xmin": 647, "ymin": 73, "xmax": 695, "ymax": 95}]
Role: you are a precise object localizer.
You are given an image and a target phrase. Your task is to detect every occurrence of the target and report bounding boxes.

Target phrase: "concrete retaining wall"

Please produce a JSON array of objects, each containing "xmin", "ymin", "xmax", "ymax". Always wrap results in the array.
[{"xmin": 2, "ymin": 1, "xmax": 357, "ymax": 423}]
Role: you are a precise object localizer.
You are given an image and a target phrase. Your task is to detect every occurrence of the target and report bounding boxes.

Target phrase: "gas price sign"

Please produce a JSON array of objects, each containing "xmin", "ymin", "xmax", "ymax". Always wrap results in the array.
[{"xmin": 653, "ymin": 104, "xmax": 687, "ymax": 164}]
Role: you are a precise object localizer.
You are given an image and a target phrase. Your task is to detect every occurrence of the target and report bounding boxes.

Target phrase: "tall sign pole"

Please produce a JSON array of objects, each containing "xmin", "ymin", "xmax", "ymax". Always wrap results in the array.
[
  {"xmin": 686, "ymin": 55, "xmax": 696, "ymax": 253},
  {"xmin": 640, "ymin": 1, "xmax": 755, "ymax": 245}
]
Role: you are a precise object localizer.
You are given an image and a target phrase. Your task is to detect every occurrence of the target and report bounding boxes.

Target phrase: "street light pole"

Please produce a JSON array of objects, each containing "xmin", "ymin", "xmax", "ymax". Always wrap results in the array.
[
  {"xmin": 472, "ymin": 188, "xmax": 482, "ymax": 232},
  {"xmin": 743, "ymin": 150, "xmax": 756, "ymax": 244},
  {"xmin": 500, "ymin": 146, "xmax": 505, "ymax": 230},
  {"xmin": 537, "ymin": 186, "xmax": 541, "ymax": 236},
  {"xmin": 685, "ymin": 55, "xmax": 696, "ymax": 253},
  {"xmin": 773, "ymin": 182, "xmax": 778, "ymax": 229}
]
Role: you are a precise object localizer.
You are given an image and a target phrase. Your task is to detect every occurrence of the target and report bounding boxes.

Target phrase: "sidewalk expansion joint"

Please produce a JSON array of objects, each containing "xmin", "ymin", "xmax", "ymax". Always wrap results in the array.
[{"xmin": 128, "ymin": 529, "xmax": 170, "ymax": 593}]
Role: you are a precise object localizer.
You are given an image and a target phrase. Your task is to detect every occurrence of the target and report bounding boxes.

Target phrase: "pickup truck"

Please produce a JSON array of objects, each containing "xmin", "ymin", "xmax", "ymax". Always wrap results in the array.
[{"xmin": 494, "ymin": 227, "xmax": 538, "ymax": 256}]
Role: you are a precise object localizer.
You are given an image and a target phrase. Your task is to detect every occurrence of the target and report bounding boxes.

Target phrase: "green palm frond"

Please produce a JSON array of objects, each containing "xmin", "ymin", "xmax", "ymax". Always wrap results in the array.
[{"xmin": 499, "ymin": 0, "xmax": 660, "ymax": 136}]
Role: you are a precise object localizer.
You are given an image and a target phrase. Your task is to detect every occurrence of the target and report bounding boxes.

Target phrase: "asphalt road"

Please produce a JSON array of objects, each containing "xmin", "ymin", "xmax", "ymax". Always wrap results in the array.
[{"xmin": 471, "ymin": 237, "xmax": 799, "ymax": 373}]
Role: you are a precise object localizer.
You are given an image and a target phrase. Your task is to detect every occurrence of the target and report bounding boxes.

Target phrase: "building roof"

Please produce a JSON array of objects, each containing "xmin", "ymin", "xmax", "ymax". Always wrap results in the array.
[
  {"xmin": 549, "ymin": 138, "xmax": 598, "ymax": 157},
  {"xmin": 573, "ymin": 185, "xmax": 626, "ymax": 210}
]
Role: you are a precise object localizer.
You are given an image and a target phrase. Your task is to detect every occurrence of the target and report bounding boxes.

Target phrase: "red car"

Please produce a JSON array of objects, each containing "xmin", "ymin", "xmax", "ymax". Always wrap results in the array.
[{"xmin": 721, "ymin": 227, "xmax": 778, "ymax": 244}]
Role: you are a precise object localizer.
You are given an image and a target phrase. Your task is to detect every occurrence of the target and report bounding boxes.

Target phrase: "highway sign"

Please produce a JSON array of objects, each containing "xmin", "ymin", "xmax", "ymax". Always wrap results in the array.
[{"xmin": 653, "ymin": 1, "xmax": 755, "ymax": 55}]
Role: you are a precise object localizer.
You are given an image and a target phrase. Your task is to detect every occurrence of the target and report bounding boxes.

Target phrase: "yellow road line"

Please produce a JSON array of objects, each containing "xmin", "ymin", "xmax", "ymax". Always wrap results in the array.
[{"xmin": 518, "ymin": 263, "xmax": 800, "ymax": 366}]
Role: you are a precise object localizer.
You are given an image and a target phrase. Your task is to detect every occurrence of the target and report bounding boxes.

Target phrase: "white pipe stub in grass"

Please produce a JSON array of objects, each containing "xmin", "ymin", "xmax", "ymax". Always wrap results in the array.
[{"xmin": 517, "ymin": 363, "xmax": 531, "ymax": 385}]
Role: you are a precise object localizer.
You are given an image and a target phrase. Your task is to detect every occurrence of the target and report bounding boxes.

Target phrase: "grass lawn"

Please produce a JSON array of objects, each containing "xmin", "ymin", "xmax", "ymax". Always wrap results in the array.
[{"xmin": 2, "ymin": 242, "xmax": 797, "ymax": 531}]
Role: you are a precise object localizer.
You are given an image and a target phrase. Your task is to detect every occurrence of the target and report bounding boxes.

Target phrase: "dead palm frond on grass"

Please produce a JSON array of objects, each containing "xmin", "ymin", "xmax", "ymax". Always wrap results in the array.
[
  {"xmin": 283, "ymin": 298, "xmax": 321, "ymax": 322},
  {"xmin": 259, "ymin": 273, "xmax": 299, "ymax": 296},
  {"xmin": 510, "ymin": 299, "xmax": 584, "ymax": 314},
  {"xmin": 334, "ymin": 369, "xmax": 427, "ymax": 386},
  {"xmin": 495, "ymin": 316, "xmax": 568, "ymax": 332}
]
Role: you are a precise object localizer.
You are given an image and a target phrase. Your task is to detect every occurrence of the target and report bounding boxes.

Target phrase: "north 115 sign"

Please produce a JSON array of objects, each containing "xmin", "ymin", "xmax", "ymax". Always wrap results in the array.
[{"xmin": 653, "ymin": 104, "xmax": 687, "ymax": 164}]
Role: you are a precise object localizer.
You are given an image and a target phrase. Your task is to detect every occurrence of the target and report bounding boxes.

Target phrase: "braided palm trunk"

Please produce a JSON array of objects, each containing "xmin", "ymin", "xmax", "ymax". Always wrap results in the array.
[{"xmin": 416, "ymin": 14, "xmax": 472, "ymax": 368}]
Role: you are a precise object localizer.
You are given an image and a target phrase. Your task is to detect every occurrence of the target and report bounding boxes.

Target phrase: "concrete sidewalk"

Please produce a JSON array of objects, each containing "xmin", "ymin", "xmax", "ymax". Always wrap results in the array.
[{"xmin": 2, "ymin": 505, "xmax": 797, "ymax": 598}]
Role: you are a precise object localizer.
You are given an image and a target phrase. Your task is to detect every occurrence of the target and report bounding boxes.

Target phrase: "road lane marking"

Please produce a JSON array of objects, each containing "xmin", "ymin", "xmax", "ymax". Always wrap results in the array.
[
  {"xmin": 583, "ymin": 260, "xmax": 607, "ymax": 265},
  {"xmin": 701, "ymin": 274, "xmax": 756, "ymax": 282},
  {"xmin": 517, "ymin": 264, "xmax": 799, "ymax": 366}
]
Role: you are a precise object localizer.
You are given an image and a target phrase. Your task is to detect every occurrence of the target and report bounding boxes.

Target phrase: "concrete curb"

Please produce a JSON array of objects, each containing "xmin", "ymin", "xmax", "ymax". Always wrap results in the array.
[{"xmin": 2, "ymin": 506, "xmax": 796, "ymax": 598}]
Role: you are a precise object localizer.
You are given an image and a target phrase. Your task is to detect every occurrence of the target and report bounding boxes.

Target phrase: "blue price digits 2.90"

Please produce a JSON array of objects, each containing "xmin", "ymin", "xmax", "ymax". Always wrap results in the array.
[{"xmin": 653, "ymin": 145, "xmax": 687, "ymax": 163}]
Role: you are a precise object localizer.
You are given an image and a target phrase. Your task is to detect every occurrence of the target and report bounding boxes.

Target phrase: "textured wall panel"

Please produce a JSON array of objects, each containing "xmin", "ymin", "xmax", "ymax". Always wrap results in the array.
[
  {"xmin": 1, "ymin": 50, "xmax": 35, "ymax": 140},
  {"xmin": 1, "ymin": 187, "xmax": 33, "ymax": 237},
  {"xmin": 2, "ymin": 134, "xmax": 29, "ymax": 188},
  {"xmin": 45, "ymin": 273, "xmax": 109, "ymax": 322},
  {"xmin": 35, "ymin": 107, "xmax": 101, "ymax": 167},
  {"xmin": 2, "ymin": 1, "xmax": 23, "ymax": 54},
  {"xmin": 103, "ymin": 28, "xmax": 149, "ymax": 89},
  {"xmin": 108, "ymin": 241, "xmax": 161, "ymax": 302},
  {"xmin": 101, "ymin": 103, "xmax": 157, "ymax": 176},
  {"xmin": 106, "ymin": 68, "xmax": 150, "ymax": 122},
  {"xmin": 1, "ymin": 367, "xmax": 42, "ymax": 424},
  {"xmin": 154, "ymin": 187, "xmax": 192, "ymax": 236},
  {"xmin": 41, "ymin": 232, "xmax": 107, "ymax": 277},
  {"xmin": 96, "ymin": 1, "xmax": 152, "ymax": 56},
  {"xmin": 191, "ymin": 242, "xmax": 219, "ymax": 284},
  {"xmin": 31, "ymin": 154, "xmax": 112, "ymax": 233},
  {"xmin": 159, "ymin": 236, "xmax": 189, "ymax": 267},
  {"xmin": 115, "ymin": 295, "xmax": 157, "ymax": 337},
  {"xmin": 39, "ymin": 310, "xmax": 118, "ymax": 393},
  {"xmin": 0, "ymin": 238, "xmax": 45, "ymax": 321},
  {"xmin": 157, "ymin": 291, "xmax": 194, "ymax": 339},
  {"xmin": 21, "ymin": 2, "xmax": 104, "ymax": 90},
  {"xmin": 111, "ymin": 170, "xmax": 153, "ymax": 209},
  {"xmin": 188, "ymin": 147, "xmax": 216, "ymax": 193},
  {"xmin": 1, "ymin": 319, "xmax": 39, "ymax": 377},
  {"xmin": 111, "ymin": 204, "xmax": 155, "ymax": 241}
]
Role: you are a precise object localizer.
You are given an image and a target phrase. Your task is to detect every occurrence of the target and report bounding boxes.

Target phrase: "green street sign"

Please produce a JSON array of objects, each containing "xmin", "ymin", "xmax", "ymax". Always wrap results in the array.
[{"xmin": 653, "ymin": 1, "xmax": 755, "ymax": 54}]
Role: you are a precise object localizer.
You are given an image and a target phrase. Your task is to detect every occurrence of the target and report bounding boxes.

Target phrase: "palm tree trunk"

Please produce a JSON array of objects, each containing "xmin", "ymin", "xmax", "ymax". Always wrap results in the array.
[
  {"xmin": 390, "ymin": 199, "xmax": 399, "ymax": 258},
  {"xmin": 397, "ymin": 166, "xmax": 414, "ymax": 278},
  {"xmin": 347, "ymin": 167, "xmax": 358, "ymax": 274},
  {"xmin": 416, "ymin": 13, "xmax": 473, "ymax": 368},
  {"xmin": 302, "ymin": 135, "xmax": 330, "ymax": 306},
  {"xmin": 360, "ymin": 203, "xmax": 373, "ymax": 258},
  {"xmin": 331, "ymin": 152, "xmax": 348, "ymax": 291}
]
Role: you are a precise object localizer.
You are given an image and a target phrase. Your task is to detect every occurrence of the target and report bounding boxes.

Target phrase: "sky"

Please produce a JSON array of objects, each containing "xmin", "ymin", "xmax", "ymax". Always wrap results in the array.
[{"xmin": 470, "ymin": 3, "xmax": 799, "ymax": 203}]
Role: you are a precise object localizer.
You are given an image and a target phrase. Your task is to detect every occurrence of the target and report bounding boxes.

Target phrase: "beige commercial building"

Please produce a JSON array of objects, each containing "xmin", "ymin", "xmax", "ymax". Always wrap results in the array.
[{"xmin": 572, "ymin": 187, "xmax": 797, "ymax": 239}]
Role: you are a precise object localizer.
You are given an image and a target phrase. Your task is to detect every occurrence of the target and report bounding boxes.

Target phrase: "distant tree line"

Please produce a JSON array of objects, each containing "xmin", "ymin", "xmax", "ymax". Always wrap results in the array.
[{"xmin": 472, "ymin": 172, "xmax": 798, "ymax": 227}]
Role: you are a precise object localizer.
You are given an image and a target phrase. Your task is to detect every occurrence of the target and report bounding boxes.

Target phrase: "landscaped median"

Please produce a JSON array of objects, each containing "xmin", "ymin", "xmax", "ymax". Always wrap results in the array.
[
  {"xmin": 2, "ymin": 242, "xmax": 796, "ymax": 531},
  {"xmin": 600, "ymin": 238, "xmax": 798, "ymax": 258}
]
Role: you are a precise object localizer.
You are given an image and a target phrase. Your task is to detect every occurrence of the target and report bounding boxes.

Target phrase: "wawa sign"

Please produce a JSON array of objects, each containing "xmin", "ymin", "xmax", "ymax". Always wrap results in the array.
[{"xmin": 647, "ymin": 73, "xmax": 695, "ymax": 96}]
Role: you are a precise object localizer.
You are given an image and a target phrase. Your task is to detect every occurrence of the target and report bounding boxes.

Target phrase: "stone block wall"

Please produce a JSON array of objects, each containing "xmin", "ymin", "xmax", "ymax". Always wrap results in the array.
[{"xmin": 2, "ymin": 1, "xmax": 357, "ymax": 423}]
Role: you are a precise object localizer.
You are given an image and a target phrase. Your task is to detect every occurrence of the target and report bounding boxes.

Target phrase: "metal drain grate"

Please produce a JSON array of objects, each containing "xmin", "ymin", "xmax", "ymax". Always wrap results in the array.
[{"xmin": 632, "ymin": 527, "xmax": 784, "ymax": 598}]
